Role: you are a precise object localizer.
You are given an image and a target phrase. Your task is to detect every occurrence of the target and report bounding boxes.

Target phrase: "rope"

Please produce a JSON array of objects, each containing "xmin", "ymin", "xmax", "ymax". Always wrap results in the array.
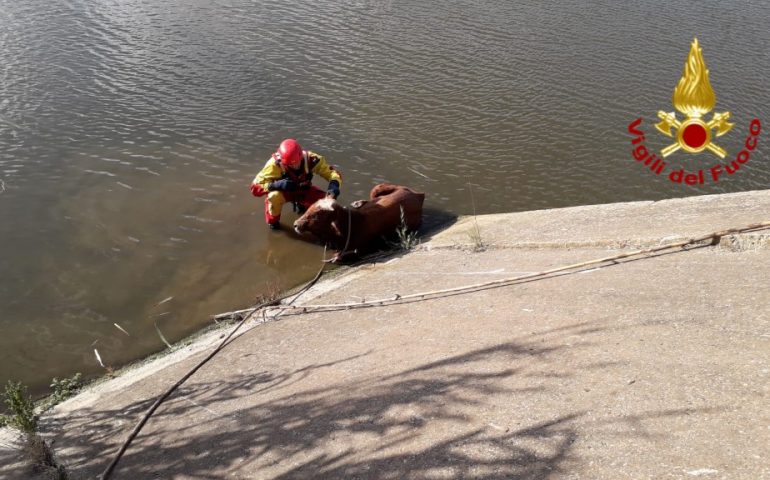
[
  {"xmin": 272, "ymin": 220, "xmax": 770, "ymax": 314},
  {"xmin": 214, "ymin": 204, "xmax": 353, "ymax": 321},
  {"xmin": 101, "ymin": 219, "xmax": 769, "ymax": 478},
  {"xmin": 342, "ymin": 205, "xmax": 353, "ymax": 256},
  {"xmin": 100, "ymin": 247, "xmax": 330, "ymax": 479},
  {"xmin": 321, "ymin": 203, "xmax": 354, "ymax": 263}
]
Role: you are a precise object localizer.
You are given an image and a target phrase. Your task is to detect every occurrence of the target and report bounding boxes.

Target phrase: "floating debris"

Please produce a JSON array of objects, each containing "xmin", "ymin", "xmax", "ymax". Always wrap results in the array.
[
  {"xmin": 156, "ymin": 296, "xmax": 173, "ymax": 306},
  {"xmin": 113, "ymin": 323, "xmax": 130, "ymax": 336},
  {"xmin": 181, "ymin": 214, "xmax": 223, "ymax": 224},
  {"xmin": 154, "ymin": 321, "xmax": 173, "ymax": 349},
  {"xmin": 94, "ymin": 349, "xmax": 105, "ymax": 368},
  {"xmin": 407, "ymin": 167, "xmax": 430, "ymax": 179},
  {"xmin": 84, "ymin": 169, "xmax": 116, "ymax": 177}
]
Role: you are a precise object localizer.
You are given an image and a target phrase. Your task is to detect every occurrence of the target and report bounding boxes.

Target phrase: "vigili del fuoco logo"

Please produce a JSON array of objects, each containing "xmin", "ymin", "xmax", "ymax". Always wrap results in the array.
[{"xmin": 627, "ymin": 38, "xmax": 761, "ymax": 185}]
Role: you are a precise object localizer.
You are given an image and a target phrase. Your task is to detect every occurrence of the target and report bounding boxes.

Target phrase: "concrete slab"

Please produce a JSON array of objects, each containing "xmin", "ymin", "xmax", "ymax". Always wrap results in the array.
[
  {"xmin": 427, "ymin": 189, "xmax": 770, "ymax": 249},
  {"xmin": 3, "ymin": 190, "xmax": 769, "ymax": 479}
]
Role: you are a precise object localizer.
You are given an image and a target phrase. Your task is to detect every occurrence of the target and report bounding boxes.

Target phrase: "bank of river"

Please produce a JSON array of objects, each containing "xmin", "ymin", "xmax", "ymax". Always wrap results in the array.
[{"xmin": 3, "ymin": 189, "xmax": 769, "ymax": 478}]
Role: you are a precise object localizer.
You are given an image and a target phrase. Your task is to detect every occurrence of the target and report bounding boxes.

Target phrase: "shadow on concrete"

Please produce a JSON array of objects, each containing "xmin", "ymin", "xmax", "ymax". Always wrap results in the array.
[
  {"xmin": 43, "ymin": 324, "xmax": 719, "ymax": 480},
  {"xmin": 418, "ymin": 206, "xmax": 459, "ymax": 240}
]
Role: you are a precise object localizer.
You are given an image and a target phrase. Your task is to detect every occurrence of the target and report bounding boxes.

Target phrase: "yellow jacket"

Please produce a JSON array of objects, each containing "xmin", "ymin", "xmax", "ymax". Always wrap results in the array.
[{"xmin": 251, "ymin": 151, "xmax": 342, "ymax": 196}]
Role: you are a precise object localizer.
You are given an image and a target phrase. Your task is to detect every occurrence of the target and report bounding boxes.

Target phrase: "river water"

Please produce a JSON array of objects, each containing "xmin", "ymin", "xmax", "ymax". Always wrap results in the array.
[{"xmin": 1, "ymin": 0, "xmax": 768, "ymax": 392}]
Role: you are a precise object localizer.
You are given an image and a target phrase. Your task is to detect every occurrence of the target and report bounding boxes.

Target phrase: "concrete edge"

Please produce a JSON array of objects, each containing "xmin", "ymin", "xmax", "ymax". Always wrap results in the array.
[
  {"xmin": 422, "ymin": 232, "xmax": 770, "ymax": 252},
  {"xmin": 30, "ymin": 189, "xmax": 770, "ymax": 417},
  {"xmin": 34, "ymin": 259, "xmax": 389, "ymax": 415}
]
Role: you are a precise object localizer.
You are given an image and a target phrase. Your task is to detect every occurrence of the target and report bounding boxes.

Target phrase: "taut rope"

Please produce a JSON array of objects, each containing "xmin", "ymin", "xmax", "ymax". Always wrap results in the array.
[{"xmin": 273, "ymin": 220, "xmax": 770, "ymax": 314}]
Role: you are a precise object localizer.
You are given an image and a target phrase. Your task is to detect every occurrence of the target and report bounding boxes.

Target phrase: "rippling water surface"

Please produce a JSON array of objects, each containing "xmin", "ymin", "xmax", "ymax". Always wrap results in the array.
[{"xmin": 1, "ymin": 0, "xmax": 768, "ymax": 391}]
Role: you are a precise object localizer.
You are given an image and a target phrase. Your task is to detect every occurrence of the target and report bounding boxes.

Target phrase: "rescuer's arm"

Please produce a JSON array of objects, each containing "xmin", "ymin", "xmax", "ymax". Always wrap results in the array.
[
  {"xmin": 251, "ymin": 159, "xmax": 293, "ymax": 196},
  {"xmin": 309, "ymin": 152, "xmax": 342, "ymax": 198}
]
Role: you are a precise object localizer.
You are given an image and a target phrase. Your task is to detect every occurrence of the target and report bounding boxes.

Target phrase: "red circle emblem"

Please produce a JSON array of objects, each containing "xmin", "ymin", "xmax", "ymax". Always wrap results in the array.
[{"xmin": 682, "ymin": 123, "xmax": 708, "ymax": 149}]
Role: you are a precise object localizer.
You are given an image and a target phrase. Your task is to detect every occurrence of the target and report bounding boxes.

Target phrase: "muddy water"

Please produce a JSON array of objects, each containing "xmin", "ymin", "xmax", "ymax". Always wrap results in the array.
[{"xmin": 1, "ymin": 0, "xmax": 769, "ymax": 391}]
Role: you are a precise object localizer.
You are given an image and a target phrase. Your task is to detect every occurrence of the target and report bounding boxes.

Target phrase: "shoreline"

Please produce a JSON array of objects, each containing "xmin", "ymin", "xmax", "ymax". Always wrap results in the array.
[
  {"xmin": 3, "ymin": 188, "xmax": 770, "ymax": 478},
  {"xmin": 6, "ymin": 188, "xmax": 770, "ymax": 410}
]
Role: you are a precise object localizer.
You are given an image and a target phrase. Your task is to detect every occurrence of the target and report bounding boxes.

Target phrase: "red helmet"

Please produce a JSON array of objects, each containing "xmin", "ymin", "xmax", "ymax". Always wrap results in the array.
[{"xmin": 276, "ymin": 139, "xmax": 302, "ymax": 169}]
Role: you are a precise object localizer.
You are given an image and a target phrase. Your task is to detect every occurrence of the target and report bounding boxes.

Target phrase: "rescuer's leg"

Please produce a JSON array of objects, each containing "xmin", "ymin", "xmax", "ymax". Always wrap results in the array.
[
  {"xmin": 265, "ymin": 191, "xmax": 288, "ymax": 229},
  {"xmin": 297, "ymin": 187, "xmax": 327, "ymax": 211}
]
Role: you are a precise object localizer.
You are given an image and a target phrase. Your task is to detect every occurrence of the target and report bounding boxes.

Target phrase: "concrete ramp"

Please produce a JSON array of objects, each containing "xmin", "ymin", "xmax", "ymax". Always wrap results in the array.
[{"xmin": 6, "ymin": 190, "xmax": 769, "ymax": 479}]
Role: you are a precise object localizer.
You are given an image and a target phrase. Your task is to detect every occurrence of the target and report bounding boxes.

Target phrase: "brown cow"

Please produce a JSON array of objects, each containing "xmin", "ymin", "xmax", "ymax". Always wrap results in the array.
[{"xmin": 293, "ymin": 183, "xmax": 425, "ymax": 261}]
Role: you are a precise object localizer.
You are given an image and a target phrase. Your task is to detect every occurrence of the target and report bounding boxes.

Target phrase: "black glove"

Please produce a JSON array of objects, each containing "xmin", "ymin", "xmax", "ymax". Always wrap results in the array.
[
  {"xmin": 327, "ymin": 180, "xmax": 340, "ymax": 199},
  {"xmin": 298, "ymin": 180, "xmax": 312, "ymax": 190},
  {"xmin": 268, "ymin": 179, "xmax": 297, "ymax": 192}
]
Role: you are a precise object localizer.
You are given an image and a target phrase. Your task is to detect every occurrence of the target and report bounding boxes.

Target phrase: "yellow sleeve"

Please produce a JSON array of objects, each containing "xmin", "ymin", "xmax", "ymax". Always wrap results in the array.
[
  {"xmin": 309, "ymin": 152, "xmax": 342, "ymax": 186},
  {"xmin": 253, "ymin": 158, "xmax": 283, "ymax": 188}
]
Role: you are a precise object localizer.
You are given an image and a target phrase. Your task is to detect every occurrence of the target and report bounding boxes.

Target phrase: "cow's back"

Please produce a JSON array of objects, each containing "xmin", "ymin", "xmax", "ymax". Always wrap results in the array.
[{"xmin": 365, "ymin": 183, "xmax": 424, "ymax": 231}]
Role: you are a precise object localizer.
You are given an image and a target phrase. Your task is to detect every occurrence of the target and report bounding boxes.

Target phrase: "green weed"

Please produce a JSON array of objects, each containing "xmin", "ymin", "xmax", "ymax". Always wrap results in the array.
[
  {"xmin": 49, "ymin": 373, "xmax": 82, "ymax": 406},
  {"xmin": 2, "ymin": 380, "xmax": 38, "ymax": 434},
  {"xmin": 2, "ymin": 380, "xmax": 69, "ymax": 479},
  {"xmin": 467, "ymin": 182, "xmax": 485, "ymax": 252},
  {"xmin": 389, "ymin": 205, "xmax": 420, "ymax": 251}
]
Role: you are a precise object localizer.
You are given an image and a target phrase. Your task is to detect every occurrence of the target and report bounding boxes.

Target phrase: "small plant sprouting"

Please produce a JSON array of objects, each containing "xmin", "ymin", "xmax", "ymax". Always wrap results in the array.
[
  {"xmin": 49, "ymin": 373, "xmax": 82, "ymax": 406},
  {"xmin": 467, "ymin": 227, "xmax": 484, "ymax": 252},
  {"xmin": 254, "ymin": 281, "xmax": 283, "ymax": 306},
  {"xmin": 467, "ymin": 182, "xmax": 485, "ymax": 252},
  {"xmin": 2, "ymin": 380, "xmax": 70, "ymax": 479},
  {"xmin": 390, "ymin": 205, "xmax": 420, "ymax": 251},
  {"xmin": 2, "ymin": 380, "xmax": 38, "ymax": 434}
]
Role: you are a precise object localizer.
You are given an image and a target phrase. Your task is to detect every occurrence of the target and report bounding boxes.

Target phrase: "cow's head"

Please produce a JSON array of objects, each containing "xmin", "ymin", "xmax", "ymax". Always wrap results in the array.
[{"xmin": 293, "ymin": 197, "xmax": 346, "ymax": 243}]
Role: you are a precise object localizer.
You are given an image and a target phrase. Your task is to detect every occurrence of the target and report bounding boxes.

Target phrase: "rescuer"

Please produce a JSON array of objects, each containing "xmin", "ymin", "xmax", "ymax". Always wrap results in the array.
[{"xmin": 250, "ymin": 139, "xmax": 342, "ymax": 230}]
